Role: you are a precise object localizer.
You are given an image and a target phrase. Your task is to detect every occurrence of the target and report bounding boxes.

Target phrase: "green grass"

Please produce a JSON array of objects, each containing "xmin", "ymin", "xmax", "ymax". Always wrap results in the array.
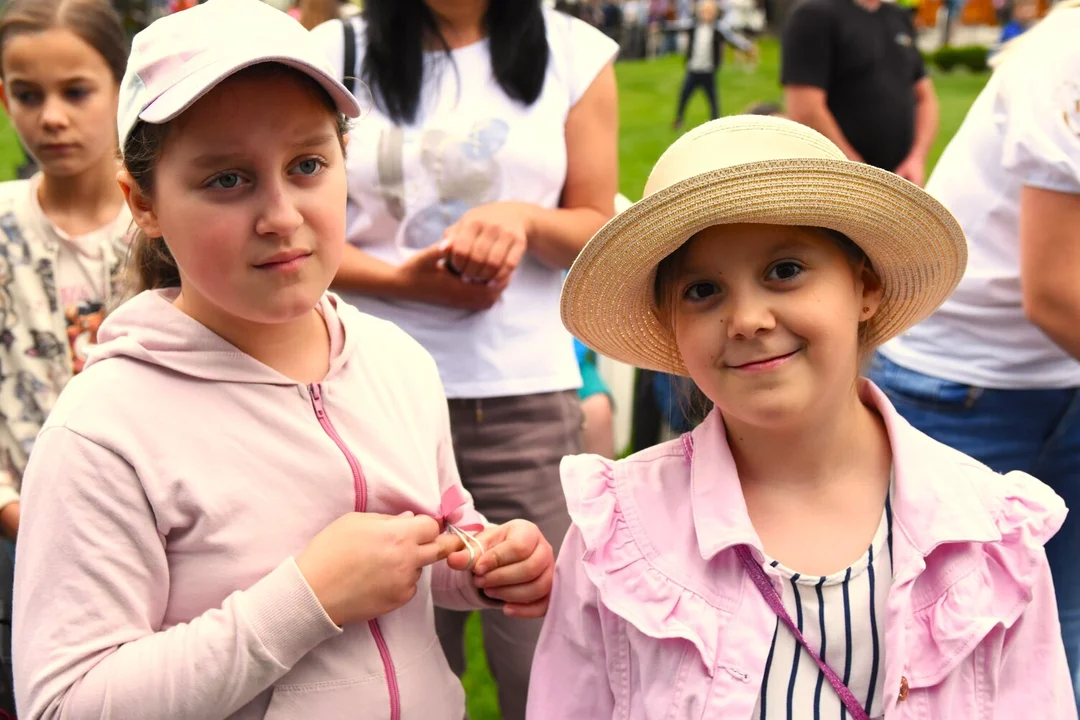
[
  {"xmin": 461, "ymin": 38, "xmax": 989, "ymax": 720},
  {"xmin": 0, "ymin": 111, "xmax": 25, "ymax": 182}
]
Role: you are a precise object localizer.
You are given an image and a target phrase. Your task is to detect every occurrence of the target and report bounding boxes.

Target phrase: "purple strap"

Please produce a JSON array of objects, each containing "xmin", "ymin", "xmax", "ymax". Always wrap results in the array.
[{"xmin": 736, "ymin": 545, "xmax": 870, "ymax": 720}]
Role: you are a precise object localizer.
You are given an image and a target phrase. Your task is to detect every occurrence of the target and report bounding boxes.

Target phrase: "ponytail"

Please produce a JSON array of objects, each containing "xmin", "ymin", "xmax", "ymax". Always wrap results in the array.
[{"xmin": 121, "ymin": 120, "xmax": 180, "ymax": 297}]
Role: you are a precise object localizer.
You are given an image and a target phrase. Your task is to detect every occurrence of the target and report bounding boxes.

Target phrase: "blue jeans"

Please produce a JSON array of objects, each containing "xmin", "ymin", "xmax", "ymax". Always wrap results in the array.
[{"xmin": 870, "ymin": 353, "xmax": 1080, "ymax": 706}]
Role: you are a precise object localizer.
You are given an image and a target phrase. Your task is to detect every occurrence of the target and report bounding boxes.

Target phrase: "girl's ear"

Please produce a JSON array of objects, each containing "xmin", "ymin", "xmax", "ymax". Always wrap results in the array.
[
  {"xmin": 117, "ymin": 170, "xmax": 162, "ymax": 239},
  {"xmin": 858, "ymin": 262, "xmax": 885, "ymax": 322},
  {"xmin": 0, "ymin": 81, "xmax": 10, "ymax": 116}
]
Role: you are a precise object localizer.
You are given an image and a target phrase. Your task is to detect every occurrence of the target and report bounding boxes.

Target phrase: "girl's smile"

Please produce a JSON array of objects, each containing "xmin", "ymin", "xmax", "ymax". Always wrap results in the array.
[{"xmin": 725, "ymin": 347, "xmax": 802, "ymax": 372}]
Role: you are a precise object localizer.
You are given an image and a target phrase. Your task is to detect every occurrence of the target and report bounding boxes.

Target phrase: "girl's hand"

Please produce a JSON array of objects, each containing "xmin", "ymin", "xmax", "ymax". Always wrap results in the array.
[
  {"xmin": 297, "ymin": 512, "xmax": 464, "ymax": 626},
  {"xmin": 443, "ymin": 202, "xmax": 532, "ymax": 286},
  {"xmin": 447, "ymin": 519, "xmax": 554, "ymax": 618}
]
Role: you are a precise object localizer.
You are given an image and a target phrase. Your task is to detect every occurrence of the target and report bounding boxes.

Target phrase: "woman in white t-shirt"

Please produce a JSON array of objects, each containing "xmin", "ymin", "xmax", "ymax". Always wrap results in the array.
[
  {"xmin": 311, "ymin": 3, "xmax": 618, "ymax": 717},
  {"xmin": 871, "ymin": 1, "xmax": 1080, "ymax": 706}
]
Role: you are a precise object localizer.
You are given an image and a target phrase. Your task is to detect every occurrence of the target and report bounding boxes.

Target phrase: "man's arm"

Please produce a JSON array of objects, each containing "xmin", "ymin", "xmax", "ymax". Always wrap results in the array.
[
  {"xmin": 784, "ymin": 86, "xmax": 863, "ymax": 161},
  {"xmin": 1019, "ymin": 187, "xmax": 1080, "ymax": 359},
  {"xmin": 894, "ymin": 78, "xmax": 939, "ymax": 186}
]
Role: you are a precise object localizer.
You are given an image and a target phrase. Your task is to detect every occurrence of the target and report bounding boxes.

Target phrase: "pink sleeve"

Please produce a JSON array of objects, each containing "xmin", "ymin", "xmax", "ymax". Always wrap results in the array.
[
  {"xmin": 993, "ymin": 555, "xmax": 1078, "ymax": 719},
  {"xmin": 12, "ymin": 428, "xmax": 341, "ymax": 720},
  {"xmin": 526, "ymin": 527, "xmax": 616, "ymax": 720}
]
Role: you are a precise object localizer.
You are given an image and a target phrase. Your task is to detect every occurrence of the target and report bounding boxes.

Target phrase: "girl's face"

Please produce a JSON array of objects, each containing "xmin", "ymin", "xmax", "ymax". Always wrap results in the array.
[
  {"xmin": 124, "ymin": 72, "xmax": 346, "ymax": 328},
  {"xmin": 0, "ymin": 28, "xmax": 119, "ymax": 178},
  {"xmin": 669, "ymin": 224, "xmax": 882, "ymax": 428}
]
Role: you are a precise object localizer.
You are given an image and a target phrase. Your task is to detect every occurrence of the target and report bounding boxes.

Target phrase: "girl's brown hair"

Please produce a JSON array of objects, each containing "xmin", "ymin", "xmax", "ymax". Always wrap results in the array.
[
  {"xmin": 0, "ymin": 0, "xmax": 128, "ymax": 83},
  {"xmin": 122, "ymin": 64, "xmax": 350, "ymax": 296}
]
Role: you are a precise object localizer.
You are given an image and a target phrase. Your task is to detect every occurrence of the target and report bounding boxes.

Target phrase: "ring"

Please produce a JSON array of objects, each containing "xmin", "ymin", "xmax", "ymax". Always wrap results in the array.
[{"xmin": 449, "ymin": 524, "xmax": 485, "ymax": 573}]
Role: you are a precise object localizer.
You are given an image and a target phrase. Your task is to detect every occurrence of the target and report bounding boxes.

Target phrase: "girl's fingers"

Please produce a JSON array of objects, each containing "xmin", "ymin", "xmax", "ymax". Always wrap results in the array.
[
  {"xmin": 477, "ymin": 567, "xmax": 552, "ymax": 605},
  {"xmin": 473, "ymin": 546, "xmax": 549, "ymax": 588},
  {"xmin": 502, "ymin": 597, "xmax": 551, "ymax": 619},
  {"xmin": 472, "ymin": 523, "xmax": 537, "ymax": 575}
]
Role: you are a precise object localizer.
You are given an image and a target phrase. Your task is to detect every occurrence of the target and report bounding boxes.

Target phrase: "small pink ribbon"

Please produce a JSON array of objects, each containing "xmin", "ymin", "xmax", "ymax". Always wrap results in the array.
[
  {"xmin": 438, "ymin": 485, "xmax": 485, "ymax": 534},
  {"xmin": 437, "ymin": 485, "xmax": 486, "ymax": 572}
]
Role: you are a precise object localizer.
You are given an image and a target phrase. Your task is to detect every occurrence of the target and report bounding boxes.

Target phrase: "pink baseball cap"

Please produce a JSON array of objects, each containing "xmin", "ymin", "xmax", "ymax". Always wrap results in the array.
[{"xmin": 117, "ymin": 0, "xmax": 361, "ymax": 154}]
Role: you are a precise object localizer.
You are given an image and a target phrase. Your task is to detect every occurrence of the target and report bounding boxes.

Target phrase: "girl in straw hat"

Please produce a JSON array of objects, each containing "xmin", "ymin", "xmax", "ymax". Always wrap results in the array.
[{"xmin": 527, "ymin": 115, "xmax": 1076, "ymax": 719}]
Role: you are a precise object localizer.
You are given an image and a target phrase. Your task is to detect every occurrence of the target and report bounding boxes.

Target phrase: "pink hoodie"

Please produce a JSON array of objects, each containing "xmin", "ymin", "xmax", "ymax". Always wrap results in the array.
[
  {"xmin": 13, "ymin": 290, "xmax": 494, "ymax": 720},
  {"xmin": 528, "ymin": 382, "xmax": 1076, "ymax": 719}
]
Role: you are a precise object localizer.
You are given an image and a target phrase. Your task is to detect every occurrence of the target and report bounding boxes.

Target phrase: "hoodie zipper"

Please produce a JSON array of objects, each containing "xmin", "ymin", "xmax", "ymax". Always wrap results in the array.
[{"xmin": 308, "ymin": 382, "xmax": 401, "ymax": 720}]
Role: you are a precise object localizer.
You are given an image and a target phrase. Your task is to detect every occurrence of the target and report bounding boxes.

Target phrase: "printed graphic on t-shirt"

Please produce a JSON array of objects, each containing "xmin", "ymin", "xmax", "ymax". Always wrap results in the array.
[
  {"xmin": 1062, "ymin": 79, "xmax": 1080, "ymax": 136},
  {"xmin": 64, "ymin": 300, "xmax": 106, "ymax": 374},
  {"xmin": 376, "ymin": 118, "xmax": 511, "ymax": 250}
]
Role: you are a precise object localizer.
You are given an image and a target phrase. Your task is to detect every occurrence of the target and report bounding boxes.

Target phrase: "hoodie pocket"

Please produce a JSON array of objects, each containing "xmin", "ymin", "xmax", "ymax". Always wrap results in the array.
[
  {"xmin": 264, "ymin": 632, "xmax": 464, "ymax": 720},
  {"xmin": 264, "ymin": 675, "xmax": 386, "ymax": 720}
]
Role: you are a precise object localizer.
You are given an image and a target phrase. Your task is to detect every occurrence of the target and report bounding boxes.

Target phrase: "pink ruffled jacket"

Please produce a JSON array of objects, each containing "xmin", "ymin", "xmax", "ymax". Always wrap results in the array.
[{"xmin": 528, "ymin": 382, "xmax": 1076, "ymax": 719}]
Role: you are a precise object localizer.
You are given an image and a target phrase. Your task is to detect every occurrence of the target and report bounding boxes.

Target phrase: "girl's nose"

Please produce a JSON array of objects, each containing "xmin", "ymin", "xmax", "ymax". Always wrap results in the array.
[
  {"xmin": 254, "ymin": 184, "xmax": 304, "ymax": 238},
  {"xmin": 726, "ymin": 290, "xmax": 776, "ymax": 340}
]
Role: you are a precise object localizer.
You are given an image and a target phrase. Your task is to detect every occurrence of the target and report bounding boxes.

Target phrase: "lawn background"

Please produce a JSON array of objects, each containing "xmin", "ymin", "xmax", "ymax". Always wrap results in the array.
[{"xmin": 0, "ymin": 37, "xmax": 990, "ymax": 720}]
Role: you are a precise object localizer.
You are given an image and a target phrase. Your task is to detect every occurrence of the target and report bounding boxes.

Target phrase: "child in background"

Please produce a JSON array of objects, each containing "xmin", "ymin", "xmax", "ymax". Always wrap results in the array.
[
  {"xmin": 0, "ymin": 4, "xmax": 131, "ymax": 708},
  {"xmin": 0, "ymin": 0, "xmax": 130, "ymax": 545},
  {"xmin": 529, "ymin": 116, "xmax": 1075, "ymax": 718},
  {"xmin": 672, "ymin": 0, "xmax": 756, "ymax": 129},
  {"xmin": 999, "ymin": 0, "xmax": 1039, "ymax": 43},
  {"xmin": 12, "ymin": 1, "xmax": 554, "ymax": 718}
]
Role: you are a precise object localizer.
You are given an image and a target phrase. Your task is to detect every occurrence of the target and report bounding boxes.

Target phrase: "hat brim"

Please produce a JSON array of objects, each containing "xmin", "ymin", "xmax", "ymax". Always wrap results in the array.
[
  {"xmin": 561, "ymin": 158, "xmax": 968, "ymax": 376},
  {"xmin": 139, "ymin": 53, "xmax": 362, "ymax": 129}
]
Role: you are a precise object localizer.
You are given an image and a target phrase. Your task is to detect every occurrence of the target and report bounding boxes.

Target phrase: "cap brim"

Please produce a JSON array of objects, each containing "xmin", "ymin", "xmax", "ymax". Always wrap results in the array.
[
  {"xmin": 139, "ymin": 53, "xmax": 362, "ymax": 127},
  {"xmin": 561, "ymin": 158, "xmax": 968, "ymax": 376}
]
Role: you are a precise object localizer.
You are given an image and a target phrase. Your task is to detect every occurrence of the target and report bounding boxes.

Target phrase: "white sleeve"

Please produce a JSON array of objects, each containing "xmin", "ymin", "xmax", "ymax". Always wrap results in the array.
[
  {"xmin": 555, "ymin": 13, "xmax": 620, "ymax": 107},
  {"xmin": 310, "ymin": 18, "xmax": 348, "ymax": 84},
  {"xmin": 1000, "ymin": 42, "xmax": 1080, "ymax": 193}
]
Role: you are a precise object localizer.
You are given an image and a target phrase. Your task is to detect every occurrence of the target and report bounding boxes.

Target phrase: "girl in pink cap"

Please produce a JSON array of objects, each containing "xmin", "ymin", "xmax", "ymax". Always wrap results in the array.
[{"xmin": 11, "ymin": 1, "xmax": 554, "ymax": 719}]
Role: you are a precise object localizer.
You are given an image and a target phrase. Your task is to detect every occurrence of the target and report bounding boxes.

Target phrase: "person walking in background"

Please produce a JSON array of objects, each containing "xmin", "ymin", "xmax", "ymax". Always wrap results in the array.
[
  {"xmin": 672, "ymin": 0, "xmax": 756, "ymax": 129},
  {"xmin": 311, "ymin": 2, "xmax": 618, "ymax": 716},
  {"xmin": 781, "ymin": 0, "xmax": 938, "ymax": 186},
  {"xmin": 13, "ymin": 2, "xmax": 555, "ymax": 717},
  {"xmin": 870, "ymin": 1, "xmax": 1080, "ymax": 708},
  {"xmin": 998, "ymin": 0, "xmax": 1038, "ymax": 43},
  {"xmin": 0, "ymin": 1, "xmax": 131, "ymax": 711}
]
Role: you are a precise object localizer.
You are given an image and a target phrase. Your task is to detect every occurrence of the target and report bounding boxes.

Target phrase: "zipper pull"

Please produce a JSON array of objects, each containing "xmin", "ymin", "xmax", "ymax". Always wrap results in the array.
[
  {"xmin": 309, "ymin": 383, "xmax": 326, "ymax": 419},
  {"xmin": 475, "ymin": 399, "xmax": 483, "ymax": 423}
]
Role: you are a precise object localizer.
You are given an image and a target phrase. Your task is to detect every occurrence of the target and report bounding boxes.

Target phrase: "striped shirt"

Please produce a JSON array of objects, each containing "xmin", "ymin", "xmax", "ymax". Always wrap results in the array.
[{"xmin": 753, "ymin": 495, "xmax": 893, "ymax": 720}]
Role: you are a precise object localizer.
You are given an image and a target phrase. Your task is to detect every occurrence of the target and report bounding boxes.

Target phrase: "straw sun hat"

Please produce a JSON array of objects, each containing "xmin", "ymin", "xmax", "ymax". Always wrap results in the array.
[{"xmin": 561, "ymin": 115, "xmax": 968, "ymax": 376}]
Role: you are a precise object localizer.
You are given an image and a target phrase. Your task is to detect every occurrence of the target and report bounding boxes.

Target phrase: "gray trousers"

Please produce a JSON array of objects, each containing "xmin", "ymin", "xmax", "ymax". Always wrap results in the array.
[{"xmin": 435, "ymin": 390, "xmax": 583, "ymax": 720}]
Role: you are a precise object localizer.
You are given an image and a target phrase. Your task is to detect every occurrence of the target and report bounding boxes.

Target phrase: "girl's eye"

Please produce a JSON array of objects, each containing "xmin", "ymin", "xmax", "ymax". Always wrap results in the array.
[
  {"xmin": 766, "ymin": 262, "xmax": 804, "ymax": 282},
  {"xmin": 13, "ymin": 91, "xmax": 41, "ymax": 106},
  {"xmin": 64, "ymin": 87, "xmax": 89, "ymax": 102},
  {"xmin": 292, "ymin": 158, "xmax": 325, "ymax": 176},
  {"xmin": 684, "ymin": 281, "xmax": 718, "ymax": 301},
  {"xmin": 207, "ymin": 173, "xmax": 244, "ymax": 190}
]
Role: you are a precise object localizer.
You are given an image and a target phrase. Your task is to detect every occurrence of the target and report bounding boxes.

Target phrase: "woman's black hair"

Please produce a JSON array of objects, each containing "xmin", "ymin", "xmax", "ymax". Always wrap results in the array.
[{"xmin": 360, "ymin": 0, "xmax": 548, "ymax": 125}]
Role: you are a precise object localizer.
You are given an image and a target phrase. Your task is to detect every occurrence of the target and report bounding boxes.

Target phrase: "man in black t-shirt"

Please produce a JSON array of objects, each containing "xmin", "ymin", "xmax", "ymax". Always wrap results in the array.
[{"xmin": 781, "ymin": 0, "xmax": 939, "ymax": 185}]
